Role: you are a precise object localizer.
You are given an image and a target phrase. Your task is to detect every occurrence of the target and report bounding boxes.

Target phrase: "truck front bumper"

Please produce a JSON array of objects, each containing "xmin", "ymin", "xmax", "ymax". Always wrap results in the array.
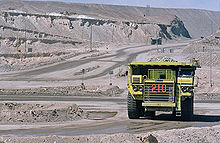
[{"xmin": 142, "ymin": 102, "xmax": 176, "ymax": 107}]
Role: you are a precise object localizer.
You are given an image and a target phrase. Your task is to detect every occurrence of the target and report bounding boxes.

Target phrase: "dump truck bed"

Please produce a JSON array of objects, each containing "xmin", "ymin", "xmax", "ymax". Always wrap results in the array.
[{"xmin": 129, "ymin": 62, "xmax": 194, "ymax": 67}]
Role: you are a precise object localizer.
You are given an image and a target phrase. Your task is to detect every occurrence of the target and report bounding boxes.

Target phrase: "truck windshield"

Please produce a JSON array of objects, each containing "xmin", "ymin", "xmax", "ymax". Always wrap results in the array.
[
  {"xmin": 132, "ymin": 66, "xmax": 147, "ymax": 75},
  {"xmin": 179, "ymin": 70, "xmax": 193, "ymax": 77}
]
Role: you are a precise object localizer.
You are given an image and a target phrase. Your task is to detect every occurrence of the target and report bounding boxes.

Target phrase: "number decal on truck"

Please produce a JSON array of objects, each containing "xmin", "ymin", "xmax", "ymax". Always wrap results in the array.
[
  {"xmin": 162, "ymin": 84, "xmax": 166, "ymax": 93},
  {"xmin": 152, "ymin": 84, "xmax": 167, "ymax": 93},
  {"xmin": 152, "ymin": 84, "xmax": 156, "ymax": 93}
]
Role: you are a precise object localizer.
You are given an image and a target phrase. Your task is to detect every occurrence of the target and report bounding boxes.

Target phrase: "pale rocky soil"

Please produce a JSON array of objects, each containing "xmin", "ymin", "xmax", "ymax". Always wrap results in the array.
[
  {"xmin": 139, "ymin": 125, "xmax": 220, "ymax": 143},
  {"xmin": 0, "ymin": 125, "xmax": 220, "ymax": 143},
  {"xmin": 0, "ymin": 34, "xmax": 219, "ymax": 143},
  {"xmin": 0, "ymin": 85, "xmax": 124, "ymax": 97},
  {"xmin": 194, "ymin": 68, "xmax": 220, "ymax": 94},
  {"xmin": 1, "ymin": 0, "xmax": 219, "ymax": 73},
  {"xmin": 0, "ymin": 0, "xmax": 219, "ymax": 38},
  {"xmin": 0, "ymin": 1, "xmax": 219, "ymax": 143},
  {"xmin": 182, "ymin": 30, "xmax": 220, "ymax": 94},
  {"xmin": 183, "ymin": 29, "xmax": 220, "ymax": 67},
  {"xmin": 0, "ymin": 102, "xmax": 85, "ymax": 124}
]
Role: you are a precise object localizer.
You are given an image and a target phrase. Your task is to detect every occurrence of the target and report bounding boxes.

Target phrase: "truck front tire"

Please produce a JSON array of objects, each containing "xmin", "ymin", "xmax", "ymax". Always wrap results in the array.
[
  {"xmin": 127, "ymin": 92, "xmax": 143, "ymax": 119},
  {"xmin": 181, "ymin": 96, "xmax": 193, "ymax": 121}
]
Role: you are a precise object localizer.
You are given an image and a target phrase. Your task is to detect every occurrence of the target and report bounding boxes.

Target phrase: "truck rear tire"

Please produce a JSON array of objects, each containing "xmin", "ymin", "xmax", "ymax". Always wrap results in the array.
[
  {"xmin": 181, "ymin": 96, "xmax": 193, "ymax": 121},
  {"xmin": 127, "ymin": 92, "xmax": 143, "ymax": 119}
]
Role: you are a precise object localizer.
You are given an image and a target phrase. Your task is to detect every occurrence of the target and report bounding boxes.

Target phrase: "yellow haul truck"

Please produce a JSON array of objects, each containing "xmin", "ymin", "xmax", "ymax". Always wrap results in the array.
[{"xmin": 127, "ymin": 62, "xmax": 196, "ymax": 120}]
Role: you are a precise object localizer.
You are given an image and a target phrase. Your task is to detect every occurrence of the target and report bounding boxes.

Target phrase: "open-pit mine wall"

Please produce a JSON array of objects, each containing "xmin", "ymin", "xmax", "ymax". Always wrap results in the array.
[
  {"xmin": 0, "ymin": 0, "xmax": 219, "ymax": 38},
  {"xmin": 0, "ymin": 11, "xmax": 190, "ymax": 54}
]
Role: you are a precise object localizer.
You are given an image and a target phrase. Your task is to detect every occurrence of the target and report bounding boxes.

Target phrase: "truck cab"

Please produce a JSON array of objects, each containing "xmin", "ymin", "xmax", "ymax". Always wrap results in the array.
[{"xmin": 127, "ymin": 62, "xmax": 196, "ymax": 120}]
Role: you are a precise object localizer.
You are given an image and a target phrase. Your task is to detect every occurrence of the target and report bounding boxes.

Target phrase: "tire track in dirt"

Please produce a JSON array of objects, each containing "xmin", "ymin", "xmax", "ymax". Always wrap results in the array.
[{"xmin": 0, "ymin": 43, "xmax": 188, "ymax": 81}]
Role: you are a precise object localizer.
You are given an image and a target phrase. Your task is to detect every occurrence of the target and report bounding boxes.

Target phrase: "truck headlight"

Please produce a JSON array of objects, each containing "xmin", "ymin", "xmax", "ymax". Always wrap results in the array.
[
  {"xmin": 138, "ymin": 86, "xmax": 143, "ymax": 92},
  {"xmin": 181, "ymin": 86, "xmax": 187, "ymax": 92},
  {"xmin": 187, "ymin": 87, "xmax": 193, "ymax": 92},
  {"xmin": 133, "ymin": 85, "xmax": 143, "ymax": 92},
  {"xmin": 181, "ymin": 86, "xmax": 193, "ymax": 93},
  {"xmin": 133, "ymin": 85, "xmax": 138, "ymax": 92}
]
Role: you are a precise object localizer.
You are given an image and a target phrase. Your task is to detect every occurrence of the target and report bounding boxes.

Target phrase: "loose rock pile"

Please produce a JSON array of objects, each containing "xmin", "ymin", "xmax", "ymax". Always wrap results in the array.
[
  {"xmin": 0, "ymin": 85, "xmax": 124, "ymax": 97},
  {"xmin": 148, "ymin": 56, "xmax": 178, "ymax": 62},
  {"xmin": 0, "ymin": 103, "xmax": 85, "ymax": 123}
]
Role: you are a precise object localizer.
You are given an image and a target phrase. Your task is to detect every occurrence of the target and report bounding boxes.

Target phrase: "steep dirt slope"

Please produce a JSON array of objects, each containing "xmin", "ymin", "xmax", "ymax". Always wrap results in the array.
[
  {"xmin": 0, "ymin": 0, "xmax": 219, "ymax": 38},
  {"xmin": 0, "ymin": 7, "xmax": 191, "ymax": 72},
  {"xmin": 0, "ymin": 11, "xmax": 190, "ymax": 53},
  {"xmin": 183, "ymin": 29, "xmax": 220, "ymax": 67}
]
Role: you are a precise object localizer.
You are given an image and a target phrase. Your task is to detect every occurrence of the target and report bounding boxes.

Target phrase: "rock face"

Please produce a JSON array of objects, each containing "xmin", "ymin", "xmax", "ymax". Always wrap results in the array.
[
  {"xmin": 0, "ymin": 0, "xmax": 219, "ymax": 38},
  {"xmin": 158, "ymin": 16, "xmax": 191, "ymax": 40},
  {"xmin": 0, "ymin": 10, "xmax": 190, "ymax": 54}
]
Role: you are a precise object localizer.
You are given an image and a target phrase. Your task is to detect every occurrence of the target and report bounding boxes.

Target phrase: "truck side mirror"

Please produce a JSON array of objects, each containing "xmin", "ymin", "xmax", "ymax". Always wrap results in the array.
[
  {"xmin": 195, "ymin": 76, "xmax": 199, "ymax": 87},
  {"xmin": 125, "ymin": 71, "xmax": 128, "ymax": 76}
]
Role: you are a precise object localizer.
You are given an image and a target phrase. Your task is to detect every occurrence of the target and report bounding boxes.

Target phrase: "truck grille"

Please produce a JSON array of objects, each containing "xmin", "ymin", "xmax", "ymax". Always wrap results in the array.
[
  {"xmin": 144, "ymin": 83, "xmax": 174, "ymax": 102},
  {"xmin": 133, "ymin": 77, "xmax": 140, "ymax": 83}
]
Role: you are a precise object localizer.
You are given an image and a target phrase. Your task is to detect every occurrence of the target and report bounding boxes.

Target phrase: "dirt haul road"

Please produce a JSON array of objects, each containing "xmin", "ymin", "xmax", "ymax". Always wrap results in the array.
[
  {"xmin": 0, "ymin": 96, "xmax": 220, "ymax": 136},
  {"xmin": 0, "ymin": 41, "xmax": 220, "ymax": 139},
  {"xmin": 0, "ymin": 42, "xmax": 191, "ymax": 94},
  {"xmin": 0, "ymin": 42, "xmax": 189, "ymax": 82}
]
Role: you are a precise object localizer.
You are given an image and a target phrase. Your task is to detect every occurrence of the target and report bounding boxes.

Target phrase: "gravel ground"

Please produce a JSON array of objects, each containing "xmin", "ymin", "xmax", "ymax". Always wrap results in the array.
[
  {"xmin": 0, "ymin": 125, "xmax": 220, "ymax": 143},
  {"xmin": 0, "ymin": 102, "xmax": 85, "ymax": 124},
  {"xmin": 139, "ymin": 125, "xmax": 220, "ymax": 143},
  {"xmin": 183, "ymin": 30, "xmax": 220, "ymax": 67},
  {"xmin": 0, "ymin": 85, "xmax": 124, "ymax": 97}
]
